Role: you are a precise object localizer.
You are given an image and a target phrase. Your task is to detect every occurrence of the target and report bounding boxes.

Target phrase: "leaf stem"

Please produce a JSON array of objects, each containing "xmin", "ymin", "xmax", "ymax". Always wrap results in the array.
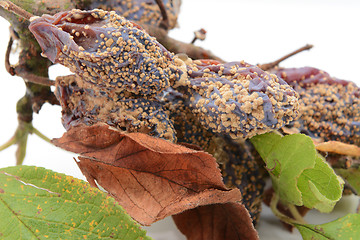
[
  {"xmin": 288, "ymin": 204, "xmax": 307, "ymax": 224},
  {"xmin": 0, "ymin": 136, "xmax": 16, "ymax": 151},
  {"xmin": 270, "ymin": 194, "xmax": 305, "ymax": 226},
  {"xmin": 30, "ymin": 126, "xmax": 51, "ymax": 143}
]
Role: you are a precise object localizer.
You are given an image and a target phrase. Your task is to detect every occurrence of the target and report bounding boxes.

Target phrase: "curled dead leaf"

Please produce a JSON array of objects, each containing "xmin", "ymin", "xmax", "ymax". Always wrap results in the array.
[
  {"xmin": 315, "ymin": 141, "xmax": 360, "ymax": 157},
  {"xmin": 52, "ymin": 123, "xmax": 251, "ymax": 230},
  {"xmin": 76, "ymin": 155, "xmax": 242, "ymax": 225},
  {"xmin": 173, "ymin": 202, "xmax": 259, "ymax": 240}
]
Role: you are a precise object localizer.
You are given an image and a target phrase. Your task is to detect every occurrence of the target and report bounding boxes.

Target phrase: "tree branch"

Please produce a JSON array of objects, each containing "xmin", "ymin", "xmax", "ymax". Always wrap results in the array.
[
  {"xmin": 5, "ymin": 34, "xmax": 55, "ymax": 86},
  {"xmin": 154, "ymin": 0, "xmax": 169, "ymax": 30},
  {"xmin": 5, "ymin": 33, "xmax": 15, "ymax": 75},
  {"xmin": 144, "ymin": 24, "xmax": 224, "ymax": 62},
  {"xmin": 259, "ymin": 44, "xmax": 313, "ymax": 71},
  {"xmin": 0, "ymin": 0, "xmax": 33, "ymax": 20}
]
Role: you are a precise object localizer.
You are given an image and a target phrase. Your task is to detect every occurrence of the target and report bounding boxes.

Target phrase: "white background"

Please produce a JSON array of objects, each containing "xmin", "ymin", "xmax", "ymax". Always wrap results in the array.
[{"xmin": 0, "ymin": 0, "xmax": 359, "ymax": 239}]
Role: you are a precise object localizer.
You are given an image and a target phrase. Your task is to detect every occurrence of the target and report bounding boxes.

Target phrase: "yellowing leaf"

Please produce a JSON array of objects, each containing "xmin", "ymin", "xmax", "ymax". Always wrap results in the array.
[
  {"xmin": 295, "ymin": 214, "xmax": 360, "ymax": 240},
  {"xmin": 0, "ymin": 165, "xmax": 151, "ymax": 240}
]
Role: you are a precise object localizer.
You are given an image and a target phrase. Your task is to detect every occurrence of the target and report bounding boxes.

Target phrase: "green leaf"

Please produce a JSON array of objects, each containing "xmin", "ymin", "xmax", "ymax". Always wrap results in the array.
[
  {"xmin": 251, "ymin": 132, "xmax": 344, "ymax": 212},
  {"xmin": 295, "ymin": 213, "xmax": 360, "ymax": 240},
  {"xmin": 298, "ymin": 155, "xmax": 344, "ymax": 212},
  {"xmin": 335, "ymin": 168, "xmax": 360, "ymax": 195},
  {"xmin": 0, "ymin": 165, "xmax": 152, "ymax": 240}
]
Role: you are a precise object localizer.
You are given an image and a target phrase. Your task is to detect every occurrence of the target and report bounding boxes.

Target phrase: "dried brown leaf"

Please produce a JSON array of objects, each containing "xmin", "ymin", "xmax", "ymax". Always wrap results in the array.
[
  {"xmin": 52, "ymin": 123, "xmax": 247, "ymax": 226},
  {"xmin": 315, "ymin": 141, "xmax": 360, "ymax": 157},
  {"xmin": 172, "ymin": 202, "xmax": 259, "ymax": 240}
]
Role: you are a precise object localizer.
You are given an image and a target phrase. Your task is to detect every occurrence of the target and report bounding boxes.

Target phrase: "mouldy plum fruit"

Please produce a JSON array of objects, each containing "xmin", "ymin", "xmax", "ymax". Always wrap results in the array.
[
  {"xmin": 162, "ymin": 88, "xmax": 265, "ymax": 224},
  {"xmin": 29, "ymin": 9, "xmax": 300, "ymax": 140},
  {"xmin": 29, "ymin": 9, "xmax": 293, "ymax": 221},
  {"xmin": 220, "ymin": 137, "xmax": 265, "ymax": 225},
  {"xmin": 161, "ymin": 87, "xmax": 214, "ymax": 147},
  {"xmin": 175, "ymin": 58, "xmax": 300, "ymax": 139},
  {"xmin": 55, "ymin": 75, "xmax": 177, "ymax": 141},
  {"xmin": 29, "ymin": 9, "xmax": 182, "ymax": 96},
  {"xmin": 273, "ymin": 67, "xmax": 360, "ymax": 145},
  {"xmin": 86, "ymin": 0, "xmax": 182, "ymax": 30}
]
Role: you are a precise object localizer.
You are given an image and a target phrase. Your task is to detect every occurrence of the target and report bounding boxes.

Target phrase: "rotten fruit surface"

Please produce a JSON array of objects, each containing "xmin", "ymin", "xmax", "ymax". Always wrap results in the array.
[
  {"xmin": 29, "ymin": 9, "xmax": 300, "ymax": 141},
  {"xmin": 273, "ymin": 67, "xmax": 360, "ymax": 145},
  {"xmin": 85, "ymin": 0, "xmax": 181, "ymax": 30},
  {"xmin": 176, "ymin": 58, "xmax": 300, "ymax": 139},
  {"xmin": 28, "ymin": 10, "xmax": 302, "ymax": 228},
  {"xmin": 0, "ymin": 1, "xmax": 359, "ymax": 240}
]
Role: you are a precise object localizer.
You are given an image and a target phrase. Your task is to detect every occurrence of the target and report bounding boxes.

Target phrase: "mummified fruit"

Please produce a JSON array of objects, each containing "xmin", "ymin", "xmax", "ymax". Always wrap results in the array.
[
  {"xmin": 175, "ymin": 58, "xmax": 300, "ymax": 139},
  {"xmin": 55, "ymin": 74, "xmax": 177, "ymax": 141},
  {"xmin": 29, "ymin": 9, "xmax": 182, "ymax": 96},
  {"xmin": 29, "ymin": 9, "xmax": 299, "ymax": 140},
  {"xmin": 273, "ymin": 67, "xmax": 360, "ymax": 145},
  {"xmin": 85, "ymin": 0, "xmax": 182, "ymax": 30},
  {"xmin": 163, "ymin": 87, "xmax": 265, "ymax": 224}
]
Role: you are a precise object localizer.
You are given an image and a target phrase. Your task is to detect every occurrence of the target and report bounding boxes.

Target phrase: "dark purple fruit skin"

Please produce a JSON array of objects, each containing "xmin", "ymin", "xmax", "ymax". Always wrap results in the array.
[
  {"xmin": 177, "ymin": 60, "xmax": 300, "ymax": 139},
  {"xmin": 274, "ymin": 67, "xmax": 353, "ymax": 88},
  {"xmin": 86, "ymin": 0, "xmax": 182, "ymax": 29},
  {"xmin": 29, "ymin": 9, "xmax": 306, "ymax": 225},
  {"xmin": 273, "ymin": 67, "xmax": 360, "ymax": 145},
  {"xmin": 29, "ymin": 10, "xmax": 179, "ymax": 97},
  {"xmin": 29, "ymin": 9, "xmax": 300, "ymax": 141},
  {"xmin": 162, "ymin": 87, "xmax": 265, "ymax": 225}
]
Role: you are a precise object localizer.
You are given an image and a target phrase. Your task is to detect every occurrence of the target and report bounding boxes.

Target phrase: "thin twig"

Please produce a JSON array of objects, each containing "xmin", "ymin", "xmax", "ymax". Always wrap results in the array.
[
  {"xmin": 5, "ymin": 34, "xmax": 15, "ymax": 75},
  {"xmin": 154, "ymin": 0, "xmax": 169, "ymax": 30},
  {"xmin": 0, "ymin": 0, "xmax": 33, "ymax": 20},
  {"xmin": 16, "ymin": 70, "xmax": 55, "ymax": 86},
  {"xmin": 4, "ymin": 35, "xmax": 55, "ymax": 86},
  {"xmin": 144, "ymin": 24, "xmax": 224, "ymax": 62},
  {"xmin": 259, "ymin": 44, "xmax": 313, "ymax": 71}
]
